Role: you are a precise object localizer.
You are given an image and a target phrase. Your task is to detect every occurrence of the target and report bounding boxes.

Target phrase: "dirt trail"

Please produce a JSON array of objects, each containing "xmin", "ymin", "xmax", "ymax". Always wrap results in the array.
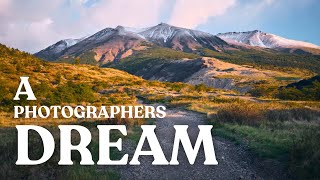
[{"xmin": 110, "ymin": 108, "xmax": 287, "ymax": 180}]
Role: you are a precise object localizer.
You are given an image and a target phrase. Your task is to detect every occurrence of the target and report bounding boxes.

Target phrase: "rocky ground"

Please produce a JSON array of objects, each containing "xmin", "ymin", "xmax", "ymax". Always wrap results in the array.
[{"xmin": 108, "ymin": 108, "xmax": 288, "ymax": 180}]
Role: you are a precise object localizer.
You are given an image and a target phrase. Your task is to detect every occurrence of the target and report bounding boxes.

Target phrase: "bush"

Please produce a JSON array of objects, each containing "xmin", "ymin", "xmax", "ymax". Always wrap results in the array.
[
  {"xmin": 194, "ymin": 83, "xmax": 210, "ymax": 92},
  {"xmin": 213, "ymin": 103, "xmax": 264, "ymax": 125},
  {"xmin": 48, "ymin": 81, "xmax": 97, "ymax": 104}
]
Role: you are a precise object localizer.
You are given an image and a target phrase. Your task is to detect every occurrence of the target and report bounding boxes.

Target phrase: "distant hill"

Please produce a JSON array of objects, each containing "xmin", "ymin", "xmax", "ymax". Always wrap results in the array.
[
  {"xmin": 286, "ymin": 75, "xmax": 320, "ymax": 90},
  {"xmin": 277, "ymin": 75, "xmax": 320, "ymax": 101}
]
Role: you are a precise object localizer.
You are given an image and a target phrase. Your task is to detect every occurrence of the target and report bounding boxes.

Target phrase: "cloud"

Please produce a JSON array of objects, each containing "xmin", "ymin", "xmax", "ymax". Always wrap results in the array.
[
  {"xmin": 242, "ymin": 0, "xmax": 275, "ymax": 16},
  {"xmin": 0, "ymin": 18, "xmax": 62, "ymax": 53},
  {"xmin": 0, "ymin": 0, "xmax": 66, "ymax": 52},
  {"xmin": 87, "ymin": 0, "xmax": 165, "ymax": 28},
  {"xmin": 0, "ymin": 0, "xmax": 10, "ymax": 15},
  {"xmin": 168, "ymin": 0, "xmax": 236, "ymax": 28},
  {"xmin": 0, "ymin": 0, "xmax": 166, "ymax": 53}
]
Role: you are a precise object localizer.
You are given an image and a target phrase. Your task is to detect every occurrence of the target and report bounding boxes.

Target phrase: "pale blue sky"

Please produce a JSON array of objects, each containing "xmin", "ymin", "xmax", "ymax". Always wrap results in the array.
[{"xmin": 0, "ymin": 0, "xmax": 319, "ymax": 53}]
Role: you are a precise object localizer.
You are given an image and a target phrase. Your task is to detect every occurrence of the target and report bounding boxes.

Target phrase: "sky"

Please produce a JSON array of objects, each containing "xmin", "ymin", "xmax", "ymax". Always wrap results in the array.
[{"xmin": 0, "ymin": 0, "xmax": 319, "ymax": 53}]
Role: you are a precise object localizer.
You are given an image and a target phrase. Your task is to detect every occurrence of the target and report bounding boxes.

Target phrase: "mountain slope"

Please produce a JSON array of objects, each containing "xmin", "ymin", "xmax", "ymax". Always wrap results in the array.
[
  {"xmin": 35, "ymin": 23, "xmax": 230, "ymax": 63},
  {"xmin": 217, "ymin": 30, "xmax": 320, "ymax": 54},
  {"xmin": 111, "ymin": 53, "xmax": 308, "ymax": 93},
  {"xmin": 59, "ymin": 26, "xmax": 147, "ymax": 63},
  {"xmin": 35, "ymin": 37, "xmax": 86, "ymax": 60},
  {"xmin": 198, "ymin": 48, "xmax": 320, "ymax": 73},
  {"xmin": 0, "ymin": 43, "xmax": 165, "ymax": 112}
]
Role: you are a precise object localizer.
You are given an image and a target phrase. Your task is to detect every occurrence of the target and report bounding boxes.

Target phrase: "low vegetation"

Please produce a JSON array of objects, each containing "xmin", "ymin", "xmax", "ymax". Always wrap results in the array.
[
  {"xmin": 277, "ymin": 76, "xmax": 320, "ymax": 101},
  {"xmin": 108, "ymin": 46, "xmax": 200, "ymax": 74},
  {"xmin": 206, "ymin": 101, "xmax": 320, "ymax": 179},
  {"xmin": 56, "ymin": 51, "xmax": 98, "ymax": 65},
  {"xmin": 0, "ymin": 44, "xmax": 152, "ymax": 179}
]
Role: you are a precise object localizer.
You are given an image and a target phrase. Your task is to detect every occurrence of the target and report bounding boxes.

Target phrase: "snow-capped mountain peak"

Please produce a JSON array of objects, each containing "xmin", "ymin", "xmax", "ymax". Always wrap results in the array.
[
  {"xmin": 85, "ymin": 28, "xmax": 114, "ymax": 41},
  {"xmin": 48, "ymin": 38, "xmax": 82, "ymax": 52},
  {"xmin": 138, "ymin": 23, "xmax": 226, "ymax": 50},
  {"xmin": 217, "ymin": 30, "xmax": 320, "ymax": 50},
  {"xmin": 34, "ymin": 37, "xmax": 87, "ymax": 60},
  {"xmin": 139, "ymin": 23, "xmax": 178, "ymax": 43}
]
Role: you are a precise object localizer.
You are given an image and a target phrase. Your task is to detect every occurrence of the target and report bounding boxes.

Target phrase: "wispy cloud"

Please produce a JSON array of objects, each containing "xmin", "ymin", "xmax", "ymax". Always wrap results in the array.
[
  {"xmin": 87, "ymin": 0, "xmax": 165, "ymax": 28},
  {"xmin": 169, "ymin": 0, "xmax": 236, "ymax": 28},
  {"xmin": 0, "ymin": 0, "xmax": 10, "ymax": 15},
  {"xmin": 242, "ymin": 0, "xmax": 275, "ymax": 16}
]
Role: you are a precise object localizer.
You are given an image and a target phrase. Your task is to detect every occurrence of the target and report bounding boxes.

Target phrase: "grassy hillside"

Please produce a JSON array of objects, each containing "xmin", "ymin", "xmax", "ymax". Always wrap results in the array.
[
  {"xmin": 56, "ymin": 51, "xmax": 98, "ymax": 65},
  {"xmin": 0, "ymin": 43, "xmax": 153, "ymax": 178},
  {"xmin": 108, "ymin": 46, "xmax": 200, "ymax": 75},
  {"xmin": 0, "ymin": 44, "xmax": 205, "ymax": 179},
  {"xmin": 110, "ymin": 47, "xmax": 312, "ymax": 98},
  {"xmin": 277, "ymin": 76, "xmax": 320, "ymax": 101},
  {"xmin": 198, "ymin": 48, "xmax": 320, "ymax": 73},
  {"xmin": 142, "ymin": 90, "xmax": 320, "ymax": 178},
  {"xmin": 0, "ymin": 44, "xmax": 141, "ymax": 113}
]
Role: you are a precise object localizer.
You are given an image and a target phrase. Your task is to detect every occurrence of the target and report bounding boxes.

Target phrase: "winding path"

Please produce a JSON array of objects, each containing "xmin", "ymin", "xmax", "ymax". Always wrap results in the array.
[{"xmin": 111, "ymin": 108, "xmax": 286, "ymax": 180}]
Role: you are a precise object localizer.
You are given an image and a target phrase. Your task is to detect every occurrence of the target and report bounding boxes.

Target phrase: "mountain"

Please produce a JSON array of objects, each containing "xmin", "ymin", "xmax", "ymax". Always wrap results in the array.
[
  {"xmin": 217, "ymin": 30, "xmax": 320, "ymax": 54},
  {"xmin": 35, "ymin": 37, "xmax": 86, "ymax": 61},
  {"xmin": 35, "ymin": 23, "xmax": 230, "ymax": 63},
  {"xmin": 58, "ymin": 26, "xmax": 147, "ymax": 63},
  {"xmin": 138, "ymin": 23, "xmax": 229, "ymax": 52},
  {"xmin": 34, "ymin": 24, "xmax": 320, "ymax": 74}
]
